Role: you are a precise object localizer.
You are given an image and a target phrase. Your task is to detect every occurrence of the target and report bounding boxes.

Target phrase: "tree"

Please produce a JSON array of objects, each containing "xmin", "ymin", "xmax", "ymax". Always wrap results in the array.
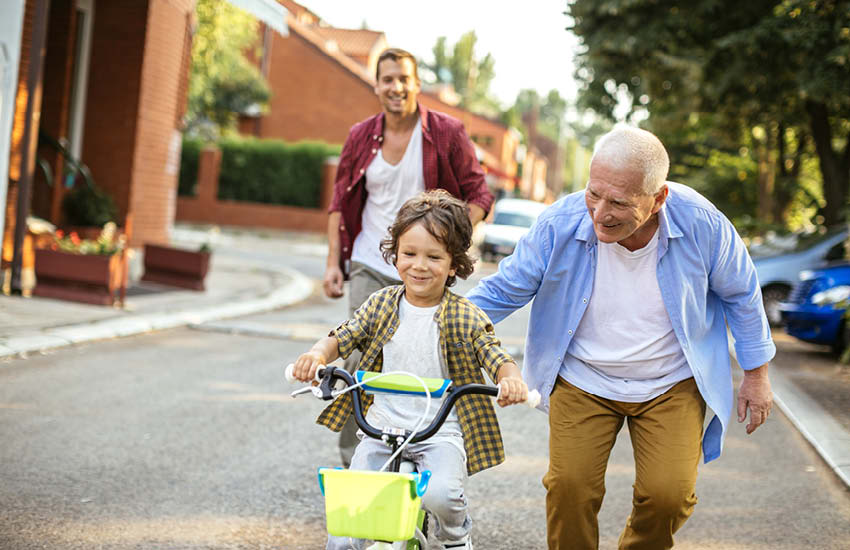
[
  {"xmin": 422, "ymin": 31, "xmax": 501, "ymax": 117},
  {"xmin": 186, "ymin": 0, "xmax": 270, "ymax": 138},
  {"xmin": 567, "ymin": 0, "xmax": 850, "ymax": 228}
]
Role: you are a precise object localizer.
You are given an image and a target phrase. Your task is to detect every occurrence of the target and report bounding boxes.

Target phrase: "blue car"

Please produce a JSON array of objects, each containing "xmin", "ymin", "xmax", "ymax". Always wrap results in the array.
[
  {"xmin": 751, "ymin": 226, "xmax": 848, "ymax": 326},
  {"xmin": 779, "ymin": 262, "xmax": 850, "ymax": 351}
]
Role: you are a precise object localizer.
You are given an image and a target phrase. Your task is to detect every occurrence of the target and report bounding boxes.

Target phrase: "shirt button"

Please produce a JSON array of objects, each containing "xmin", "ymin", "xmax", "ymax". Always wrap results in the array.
[
  {"xmin": 372, "ymin": 148, "xmax": 377, "ymax": 154},
  {"xmin": 373, "ymin": 135, "xmax": 378, "ymax": 140},
  {"xmin": 343, "ymin": 246, "xmax": 348, "ymax": 252},
  {"xmin": 568, "ymin": 330, "xmax": 573, "ymax": 335},
  {"xmin": 340, "ymin": 224, "xmax": 345, "ymax": 230},
  {"xmin": 582, "ymin": 298, "xmax": 587, "ymax": 303},
  {"xmin": 359, "ymin": 168, "xmax": 365, "ymax": 174},
  {"xmin": 346, "ymin": 186, "xmax": 352, "ymax": 192}
]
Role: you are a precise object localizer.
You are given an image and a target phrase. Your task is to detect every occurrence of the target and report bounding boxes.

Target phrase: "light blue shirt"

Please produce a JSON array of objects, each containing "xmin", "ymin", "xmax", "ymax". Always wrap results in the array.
[{"xmin": 467, "ymin": 182, "xmax": 776, "ymax": 462}]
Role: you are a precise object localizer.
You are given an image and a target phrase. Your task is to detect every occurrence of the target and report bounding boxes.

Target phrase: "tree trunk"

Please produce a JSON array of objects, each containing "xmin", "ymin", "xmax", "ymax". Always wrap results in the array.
[{"xmin": 806, "ymin": 100, "xmax": 850, "ymax": 226}]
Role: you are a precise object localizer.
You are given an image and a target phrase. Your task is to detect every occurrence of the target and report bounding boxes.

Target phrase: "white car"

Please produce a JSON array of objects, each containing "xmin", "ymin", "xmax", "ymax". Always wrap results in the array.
[{"xmin": 480, "ymin": 198, "xmax": 548, "ymax": 261}]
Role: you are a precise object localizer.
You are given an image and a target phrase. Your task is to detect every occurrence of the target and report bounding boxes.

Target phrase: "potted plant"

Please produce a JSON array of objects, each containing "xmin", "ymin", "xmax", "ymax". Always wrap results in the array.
[
  {"xmin": 61, "ymin": 183, "xmax": 118, "ymax": 239},
  {"xmin": 141, "ymin": 242, "xmax": 212, "ymax": 291},
  {"xmin": 34, "ymin": 222, "xmax": 127, "ymax": 306}
]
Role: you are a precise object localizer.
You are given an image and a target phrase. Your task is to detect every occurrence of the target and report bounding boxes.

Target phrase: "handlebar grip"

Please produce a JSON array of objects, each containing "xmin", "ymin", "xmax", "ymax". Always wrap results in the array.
[
  {"xmin": 284, "ymin": 363, "xmax": 323, "ymax": 383},
  {"xmin": 496, "ymin": 385, "xmax": 542, "ymax": 408}
]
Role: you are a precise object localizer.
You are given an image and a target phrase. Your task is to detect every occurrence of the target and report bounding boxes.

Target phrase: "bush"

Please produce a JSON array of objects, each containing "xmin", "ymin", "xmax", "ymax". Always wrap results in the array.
[
  {"xmin": 217, "ymin": 137, "xmax": 340, "ymax": 208},
  {"xmin": 62, "ymin": 184, "xmax": 118, "ymax": 226},
  {"xmin": 178, "ymin": 138, "xmax": 204, "ymax": 197},
  {"xmin": 177, "ymin": 137, "xmax": 340, "ymax": 208}
]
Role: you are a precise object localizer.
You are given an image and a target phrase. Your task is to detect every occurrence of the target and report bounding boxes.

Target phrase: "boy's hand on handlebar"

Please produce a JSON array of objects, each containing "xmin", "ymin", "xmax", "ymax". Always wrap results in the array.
[
  {"xmin": 292, "ymin": 351, "xmax": 326, "ymax": 383},
  {"xmin": 497, "ymin": 376, "xmax": 529, "ymax": 407}
]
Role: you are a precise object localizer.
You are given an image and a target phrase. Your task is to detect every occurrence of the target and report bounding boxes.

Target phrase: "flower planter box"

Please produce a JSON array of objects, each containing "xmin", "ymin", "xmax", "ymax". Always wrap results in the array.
[
  {"xmin": 141, "ymin": 244, "xmax": 211, "ymax": 291},
  {"xmin": 33, "ymin": 249, "xmax": 123, "ymax": 305}
]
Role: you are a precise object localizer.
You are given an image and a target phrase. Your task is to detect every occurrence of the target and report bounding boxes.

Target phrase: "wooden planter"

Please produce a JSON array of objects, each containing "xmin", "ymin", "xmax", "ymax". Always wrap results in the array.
[
  {"xmin": 33, "ymin": 249, "xmax": 123, "ymax": 305},
  {"xmin": 141, "ymin": 244, "xmax": 211, "ymax": 291}
]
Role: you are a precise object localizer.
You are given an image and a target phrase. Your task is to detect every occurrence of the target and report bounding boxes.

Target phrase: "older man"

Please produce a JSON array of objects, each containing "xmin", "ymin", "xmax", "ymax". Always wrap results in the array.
[{"xmin": 467, "ymin": 127, "xmax": 774, "ymax": 550}]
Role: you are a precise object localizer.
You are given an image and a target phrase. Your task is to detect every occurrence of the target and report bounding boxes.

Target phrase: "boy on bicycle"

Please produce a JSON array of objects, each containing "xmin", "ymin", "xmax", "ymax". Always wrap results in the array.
[{"xmin": 291, "ymin": 190, "xmax": 529, "ymax": 550}]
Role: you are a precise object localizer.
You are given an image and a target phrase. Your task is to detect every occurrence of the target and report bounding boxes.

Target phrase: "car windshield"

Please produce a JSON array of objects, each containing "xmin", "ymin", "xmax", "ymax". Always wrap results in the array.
[{"xmin": 493, "ymin": 212, "xmax": 536, "ymax": 228}]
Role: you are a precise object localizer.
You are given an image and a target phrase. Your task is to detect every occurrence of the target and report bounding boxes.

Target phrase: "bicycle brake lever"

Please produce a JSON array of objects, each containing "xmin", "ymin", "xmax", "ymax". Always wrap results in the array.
[{"xmin": 316, "ymin": 366, "xmax": 338, "ymax": 399}]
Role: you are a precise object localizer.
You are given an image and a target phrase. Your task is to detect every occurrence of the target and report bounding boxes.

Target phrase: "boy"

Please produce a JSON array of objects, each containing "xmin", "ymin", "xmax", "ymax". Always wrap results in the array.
[{"xmin": 291, "ymin": 190, "xmax": 528, "ymax": 550}]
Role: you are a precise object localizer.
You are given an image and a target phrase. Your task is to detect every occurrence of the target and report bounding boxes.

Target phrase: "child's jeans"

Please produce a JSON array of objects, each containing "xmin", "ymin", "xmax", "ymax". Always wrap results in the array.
[{"xmin": 326, "ymin": 436, "xmax": 472, "ymax": 550}]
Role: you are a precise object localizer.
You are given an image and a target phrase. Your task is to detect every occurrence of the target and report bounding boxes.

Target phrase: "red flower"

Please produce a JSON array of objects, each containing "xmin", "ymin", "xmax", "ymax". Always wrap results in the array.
[
  {"xmin": 70, "ymin": 232, "xmax": 81, "ymax": 245},
  {"xmin": 55, "ymin": 229, "xmax": 65, "ymax": 238}
]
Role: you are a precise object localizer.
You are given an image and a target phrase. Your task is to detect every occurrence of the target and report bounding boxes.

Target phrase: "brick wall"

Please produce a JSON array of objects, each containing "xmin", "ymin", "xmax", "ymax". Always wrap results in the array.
[
  {"xmin": 81, "ymin": 1, "xmax": 147, "ymax": 238},
  {"xmin": 250, "ymin": 28, "xmax": 378, "ymax": 144},
  {"xmin": 128, "ymin": 0, "xmax": 194, "ymax": 246},
  {"xmin": 82, "ymin": 0, "xmax": 193, "ymax": 246}
]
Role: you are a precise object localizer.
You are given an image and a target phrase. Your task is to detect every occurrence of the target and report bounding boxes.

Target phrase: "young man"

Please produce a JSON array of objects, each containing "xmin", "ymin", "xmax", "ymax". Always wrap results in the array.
[{"xmin": 324, "ymin": 48, "xmax": 493, "ymax": 466}]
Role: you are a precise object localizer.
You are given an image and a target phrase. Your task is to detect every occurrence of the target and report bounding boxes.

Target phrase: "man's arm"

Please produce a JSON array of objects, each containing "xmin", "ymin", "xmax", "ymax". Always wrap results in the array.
[
  {"xmin": 468, "ymin": 203, "xmax": 485, "ymax": 226},
  {"xmin": 737, "ymin": 363, "xmax": 772, "ymax": 434},
  {"xmin": 449, "ymin": 124, "xmax": 493, "ymax": 217},
  {"xmin": 324, "ymin": 212, "xmax": 344, "ymax": 298}
]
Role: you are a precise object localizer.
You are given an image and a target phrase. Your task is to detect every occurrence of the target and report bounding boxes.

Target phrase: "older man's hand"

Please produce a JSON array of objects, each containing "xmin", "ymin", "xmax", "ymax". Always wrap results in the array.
[{"xmin": 737, "ymin": 363, "xmax": 773, "ymax": 434}]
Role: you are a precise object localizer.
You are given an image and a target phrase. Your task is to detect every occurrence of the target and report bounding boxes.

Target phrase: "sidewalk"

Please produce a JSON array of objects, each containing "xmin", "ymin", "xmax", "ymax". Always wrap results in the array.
[
  {"xmin": 1, "ymin": 224, "xmax": 848, "ymax": 490},
  {"xmin": 0, "ymin": 225, "xmax": 315, "ymax": 359}
]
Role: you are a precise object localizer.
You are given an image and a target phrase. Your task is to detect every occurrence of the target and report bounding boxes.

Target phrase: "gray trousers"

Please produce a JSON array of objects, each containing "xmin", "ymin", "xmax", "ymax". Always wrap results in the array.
[
  {"xmin": 326, "ymin": 438, "xmax": 471, "ymax": 550},
  {"xmin": 338, "ymin": 262, "xmax": 402, "ymax": 467}
]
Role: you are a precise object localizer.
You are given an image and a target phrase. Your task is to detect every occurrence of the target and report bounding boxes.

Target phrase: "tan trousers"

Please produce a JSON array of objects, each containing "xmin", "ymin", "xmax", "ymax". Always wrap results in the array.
[{"xmin": 544, "ymin": 377, "xmax": 706, "ymax": 550}]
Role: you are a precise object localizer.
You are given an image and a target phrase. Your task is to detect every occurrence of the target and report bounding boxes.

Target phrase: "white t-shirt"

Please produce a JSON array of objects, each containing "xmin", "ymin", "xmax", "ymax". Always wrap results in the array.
[
  {"xmin": 351, "ymin": 120, "xmax": 425, "ymax": 279},
  {"xmin": 365, "ymin": 294, "xmax": 464, "ymax": 453},
  {"xmin": 562, "ymin": 229, "xmax": 693, "ymax": 402}
]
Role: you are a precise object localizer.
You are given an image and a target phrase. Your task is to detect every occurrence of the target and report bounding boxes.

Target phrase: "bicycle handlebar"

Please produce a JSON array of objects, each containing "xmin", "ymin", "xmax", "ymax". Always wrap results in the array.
[{"xmin": 285, "ymin": 364, "xmax": 540, "ymax": 445}]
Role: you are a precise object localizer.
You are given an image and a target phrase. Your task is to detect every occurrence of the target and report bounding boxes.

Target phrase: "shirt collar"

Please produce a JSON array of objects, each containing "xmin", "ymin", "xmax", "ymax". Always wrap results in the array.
[{"xmin": 370, "ymin": 102, "xmax": 429, "ymax": 140}]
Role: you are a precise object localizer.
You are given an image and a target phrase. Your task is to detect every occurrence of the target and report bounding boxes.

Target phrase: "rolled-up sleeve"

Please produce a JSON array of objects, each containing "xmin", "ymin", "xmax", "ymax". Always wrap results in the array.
[{"xmin": 449, "ymin": 125, "xmax": 493, "ymax": 215}]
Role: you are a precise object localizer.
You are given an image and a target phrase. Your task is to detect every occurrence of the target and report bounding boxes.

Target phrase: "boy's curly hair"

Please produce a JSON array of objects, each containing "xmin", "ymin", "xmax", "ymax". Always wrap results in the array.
[{"xmin": 380, "ymin": 190, "xmax": 476, "ymax": 287}]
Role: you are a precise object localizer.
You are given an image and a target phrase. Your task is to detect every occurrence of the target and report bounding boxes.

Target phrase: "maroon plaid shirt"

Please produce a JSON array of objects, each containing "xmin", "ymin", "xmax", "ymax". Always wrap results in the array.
[{"xmin": 328, "ymin": 103, "xmax": 493, "ymax": 277}]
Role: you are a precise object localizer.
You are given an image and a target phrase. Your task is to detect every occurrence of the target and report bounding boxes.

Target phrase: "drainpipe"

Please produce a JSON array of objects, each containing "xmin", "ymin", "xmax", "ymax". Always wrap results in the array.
[{"xmin": 10, "ymin": 0, "xmax": 50, "ymax": 295}]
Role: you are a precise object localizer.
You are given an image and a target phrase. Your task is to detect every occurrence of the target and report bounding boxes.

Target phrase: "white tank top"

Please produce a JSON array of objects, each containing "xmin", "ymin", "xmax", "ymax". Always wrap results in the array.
[
  {"xmin": 562, "ymin": 229, "xmax": 692, "ymax": 402},
  {"xmin": 351, "ymin": 120, "xmax": 425, "ymax": 279}
]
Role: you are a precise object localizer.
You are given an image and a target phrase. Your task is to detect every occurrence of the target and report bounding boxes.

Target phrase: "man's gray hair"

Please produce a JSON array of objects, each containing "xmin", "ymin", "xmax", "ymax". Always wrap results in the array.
[{"xmin": 591, "ymin": 126, "xmax": 670, "ymax": 195}]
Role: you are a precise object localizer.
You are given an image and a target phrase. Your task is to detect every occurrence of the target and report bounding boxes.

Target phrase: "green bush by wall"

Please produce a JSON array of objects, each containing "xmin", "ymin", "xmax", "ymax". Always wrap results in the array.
[
  {"xmin": 177, "ymin": 136, "xmax": 340, "ymax": 208},
  {"xmin": 178, "ymin": 138, "xmax": 203, "ymax": 197}
]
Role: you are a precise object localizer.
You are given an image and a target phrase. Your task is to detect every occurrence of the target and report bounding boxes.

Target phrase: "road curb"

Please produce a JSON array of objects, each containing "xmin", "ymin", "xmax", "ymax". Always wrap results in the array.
[
  {"xmin": 0, "ymin": 267, "xmax": 314, "ymax": 360},
  {"xmin": 729, "ymin": 337, "xmax": 850, "ymax": 489}
]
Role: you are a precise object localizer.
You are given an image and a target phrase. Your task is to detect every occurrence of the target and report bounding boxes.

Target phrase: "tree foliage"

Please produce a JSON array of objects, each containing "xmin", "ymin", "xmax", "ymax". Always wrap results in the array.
[
  {"xmin": 422, "ymin": 32, "xmax": 501, "ymax": 117},
  {"xmin": 186, "ymin": 0, "xmax": 270, "ymax": 138},
  {"xmin": 567, "ymin": 0, "xmax": 850, "ymax": 230}
]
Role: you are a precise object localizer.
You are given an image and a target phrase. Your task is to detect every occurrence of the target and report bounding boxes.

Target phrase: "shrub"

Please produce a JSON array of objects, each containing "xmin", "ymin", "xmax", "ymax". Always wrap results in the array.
[
  {"xmin": 62, "ymin": 183, "xmax": 118, "ymax": 226},
  {"xmin": 177, "ymin": 137, "xmax": 340, "ymax": 208},
  {"xmin": 178, "ymin": 138, "xmax": 204, "ymax": 197},
  {"xmin": 217, "ymin": 137, "xmax": 340, "ymax": 208}
]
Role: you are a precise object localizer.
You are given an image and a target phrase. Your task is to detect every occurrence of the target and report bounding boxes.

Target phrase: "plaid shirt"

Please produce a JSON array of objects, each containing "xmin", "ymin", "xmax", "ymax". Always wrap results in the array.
[
  {"xmin": 328, "ymin": 103, "xmax": 493, "ymax": 278},
  {"xmin": 316, "ymin": 285, "xmax": 515, "ymax": 475}
]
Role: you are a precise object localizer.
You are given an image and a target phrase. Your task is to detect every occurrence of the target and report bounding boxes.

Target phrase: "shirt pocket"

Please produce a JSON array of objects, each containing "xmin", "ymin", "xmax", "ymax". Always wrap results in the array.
[{"xmin": 445, "ymin": 338, "xmax": 479, "ymax": 382}]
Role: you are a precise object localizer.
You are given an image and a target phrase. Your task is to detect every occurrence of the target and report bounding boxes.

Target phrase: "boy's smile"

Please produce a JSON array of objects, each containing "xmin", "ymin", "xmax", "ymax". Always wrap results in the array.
[{"xmin": 394, "ymin": 222, "xmax": 455, "ymax": 307}]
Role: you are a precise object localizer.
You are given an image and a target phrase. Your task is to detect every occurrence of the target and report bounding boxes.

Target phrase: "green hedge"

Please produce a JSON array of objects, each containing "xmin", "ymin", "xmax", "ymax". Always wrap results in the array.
[
  {"xmin": 178, "ymin": 137, "xmax": 341, "ymax": 208},
  {"xmin": 178, "ymin": 138, "xmax": 203, "ymax": 197}
]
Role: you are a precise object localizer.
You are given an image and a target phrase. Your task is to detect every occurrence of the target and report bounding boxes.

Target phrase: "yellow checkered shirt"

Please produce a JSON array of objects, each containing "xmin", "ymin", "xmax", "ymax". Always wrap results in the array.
[{"xmin": 316, "ymin": 285, "xmax": 516, "ymax": 475}]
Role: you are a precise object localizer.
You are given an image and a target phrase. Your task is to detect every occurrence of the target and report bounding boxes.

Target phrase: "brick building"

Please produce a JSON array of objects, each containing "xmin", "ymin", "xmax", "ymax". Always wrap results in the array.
[
  {"xmin": 237, "ymin": 0, "xmax": 520, "ymax": 192},
  {"xmin": 1, "ymin": 0, "xmax": 286, "ymax": 290}
]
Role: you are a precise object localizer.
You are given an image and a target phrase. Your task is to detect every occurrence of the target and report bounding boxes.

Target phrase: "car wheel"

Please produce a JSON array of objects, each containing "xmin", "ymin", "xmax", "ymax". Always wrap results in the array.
[{"xmin": 762, "ymin": 285, "xmax": 790, "ymax": 327}]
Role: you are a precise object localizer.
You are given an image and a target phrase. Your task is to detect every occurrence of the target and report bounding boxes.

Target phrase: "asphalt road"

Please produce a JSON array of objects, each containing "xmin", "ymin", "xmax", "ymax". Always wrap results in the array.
[{"xmin": 2, "ymin": 255, "xmax": 849, "ymax": 549}]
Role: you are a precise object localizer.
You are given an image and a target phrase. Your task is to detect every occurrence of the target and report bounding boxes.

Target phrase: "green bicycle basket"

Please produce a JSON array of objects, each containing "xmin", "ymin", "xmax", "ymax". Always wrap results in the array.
[{"xmin": 318, "ymin": 467, "xmax": 431, "ymax": 541}]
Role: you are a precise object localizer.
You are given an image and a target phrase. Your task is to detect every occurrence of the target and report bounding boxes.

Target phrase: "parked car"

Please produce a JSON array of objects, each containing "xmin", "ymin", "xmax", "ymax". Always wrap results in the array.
[
  {"xmin": 751, "ymin": 225, "xmax": 848, "ymax": 326},
  {"xmin": 480, "ymin": 198, "xmax": 548, "ymax": 261},
  {"xmin": 779, "ymin": 262, "xmax": 850, "ymax": 352}
]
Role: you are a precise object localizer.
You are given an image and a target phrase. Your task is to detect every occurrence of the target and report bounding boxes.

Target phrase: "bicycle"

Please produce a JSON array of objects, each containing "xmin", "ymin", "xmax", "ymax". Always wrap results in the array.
[{"xmin": 285, "ymin": 364, "xmax": 540, "ymax": 550}]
